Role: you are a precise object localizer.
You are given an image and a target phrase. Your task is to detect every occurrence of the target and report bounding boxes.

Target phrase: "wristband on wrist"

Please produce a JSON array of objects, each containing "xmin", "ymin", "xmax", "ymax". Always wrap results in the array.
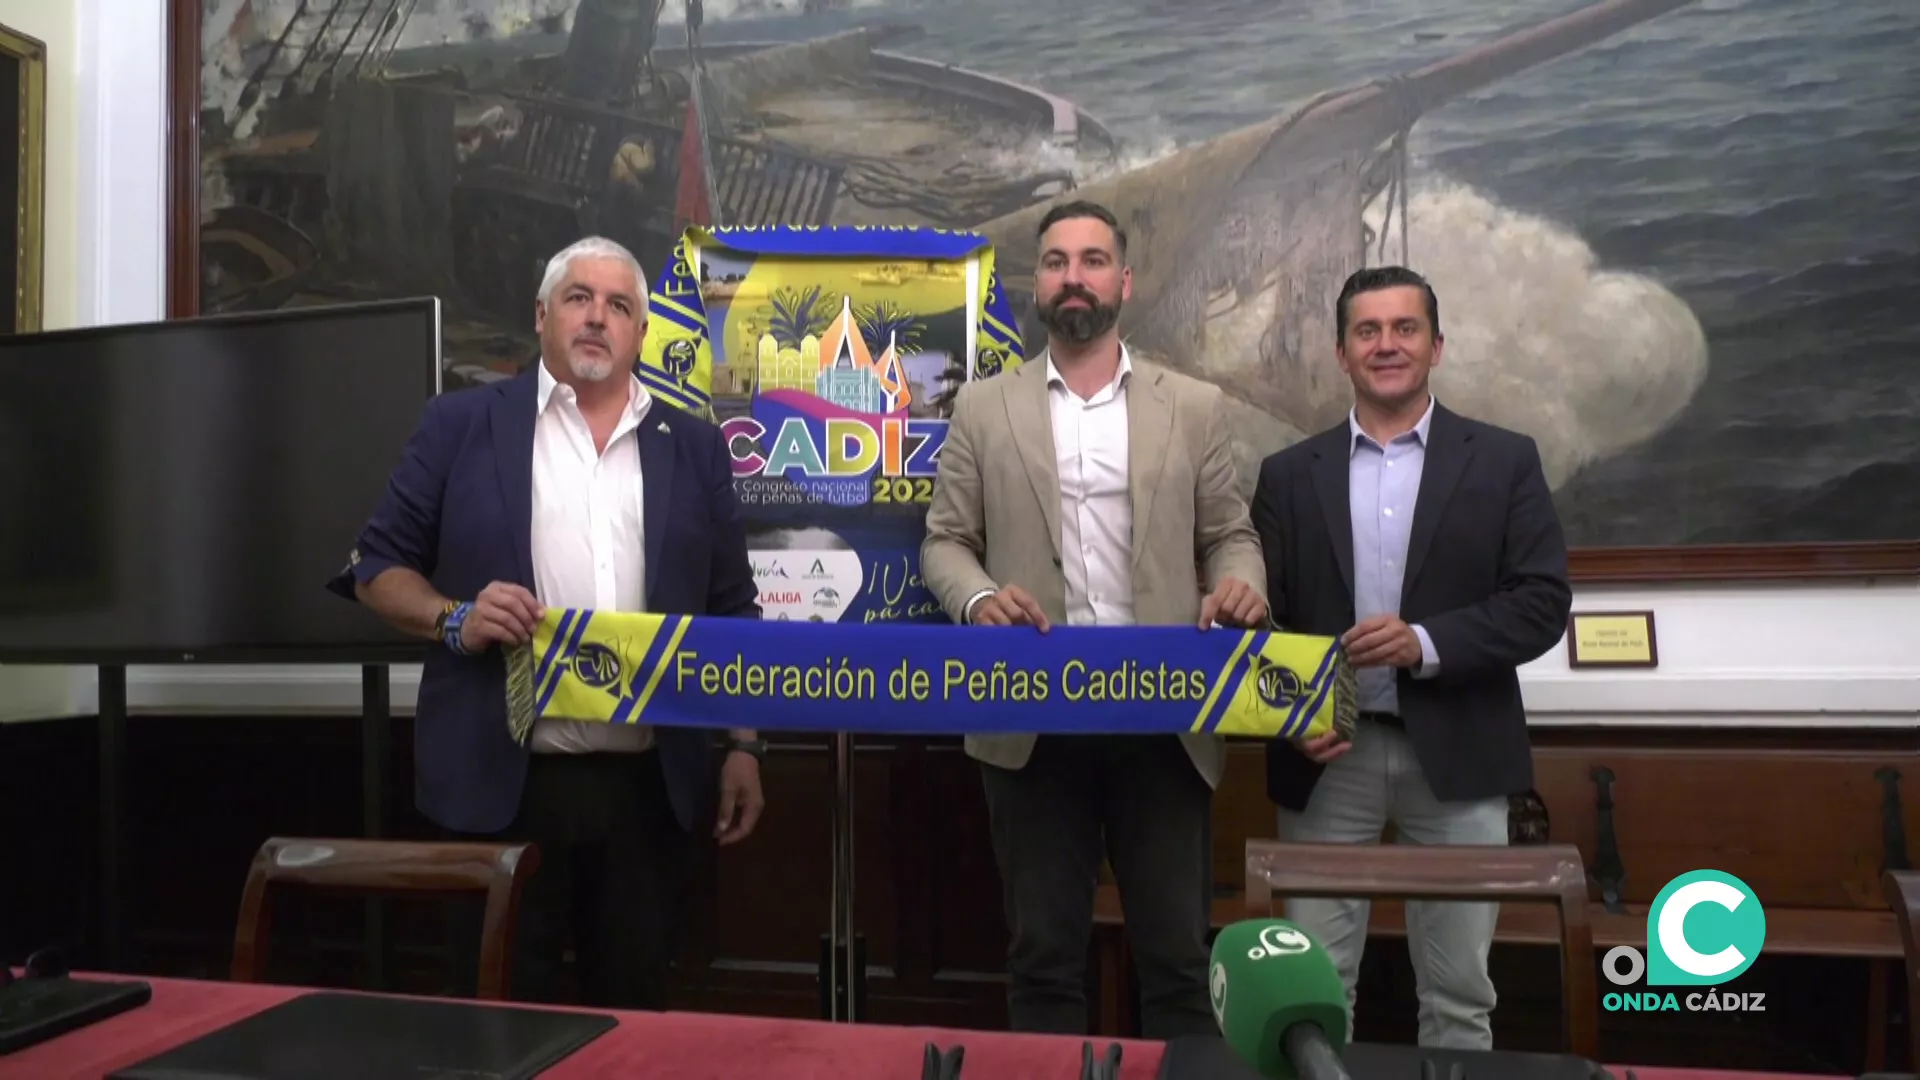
[
  {"xmin": 432, "ymin": 600, "xmax": 456, "ymax": 640},
  {"xmin": 438, "ymin": 601, "xmax": 474, "ymax": 655}
]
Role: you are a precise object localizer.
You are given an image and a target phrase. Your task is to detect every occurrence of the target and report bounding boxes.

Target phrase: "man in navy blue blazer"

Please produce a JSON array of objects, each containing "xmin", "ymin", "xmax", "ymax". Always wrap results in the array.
[{"xmin": 328, "ymin": 236, "xmax": 766, "ymax": 1010}]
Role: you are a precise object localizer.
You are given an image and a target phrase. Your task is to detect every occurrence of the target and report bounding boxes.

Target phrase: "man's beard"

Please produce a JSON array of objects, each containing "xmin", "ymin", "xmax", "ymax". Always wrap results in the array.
[
  {"xmin": 1038, "ymin": 286, "xmax": 1121, "ymax": 345},
  {"xmin": 570, "ymin": 354, "xmax": 616, "ymax": 381},
  {"xmin": 568, "ymin": 337, "xmax": 618, "ymax": 381}
]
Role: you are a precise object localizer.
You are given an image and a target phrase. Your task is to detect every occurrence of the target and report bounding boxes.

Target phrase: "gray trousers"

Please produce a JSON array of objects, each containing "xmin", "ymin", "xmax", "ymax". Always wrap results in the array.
[{"xmin": 1275, "ymin": 718, "xmax": 1509, "ymax": 1049}]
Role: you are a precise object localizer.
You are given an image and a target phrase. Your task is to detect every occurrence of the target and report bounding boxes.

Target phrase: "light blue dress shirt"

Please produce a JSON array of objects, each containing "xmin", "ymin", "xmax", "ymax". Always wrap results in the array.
[{"xmin": 1348, "ymin": 398, "xmax": 1441, "ymax": 715}]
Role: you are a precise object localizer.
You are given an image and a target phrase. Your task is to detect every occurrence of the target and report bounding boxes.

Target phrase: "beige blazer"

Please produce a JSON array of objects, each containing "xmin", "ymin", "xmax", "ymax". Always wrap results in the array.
[{"xmin": 919, "ymin": 349, "xmax": 1266, "ymax": 788}]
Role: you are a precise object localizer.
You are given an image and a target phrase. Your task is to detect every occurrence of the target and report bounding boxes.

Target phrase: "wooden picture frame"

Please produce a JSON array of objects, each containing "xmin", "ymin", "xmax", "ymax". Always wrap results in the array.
[
  {"xmin": 156, "ymin": 1, "xmax": 1920, "ymax": 585},
  {"xmin": 0, "ymin": 21, "xmax": 45, "ymax": 336}
]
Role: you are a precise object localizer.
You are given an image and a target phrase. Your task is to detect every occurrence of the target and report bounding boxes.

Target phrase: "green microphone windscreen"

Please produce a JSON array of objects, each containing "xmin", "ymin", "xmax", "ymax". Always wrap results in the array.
[{"xmin": 1209, "ymin": 919, "xmax": 1351, "ymax": 1079}]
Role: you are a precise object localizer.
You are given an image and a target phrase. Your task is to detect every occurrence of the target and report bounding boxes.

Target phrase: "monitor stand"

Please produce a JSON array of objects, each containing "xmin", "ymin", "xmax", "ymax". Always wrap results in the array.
[{"xmin": 90, "ymin": 662, "xmax": 395, "ymax": 983}]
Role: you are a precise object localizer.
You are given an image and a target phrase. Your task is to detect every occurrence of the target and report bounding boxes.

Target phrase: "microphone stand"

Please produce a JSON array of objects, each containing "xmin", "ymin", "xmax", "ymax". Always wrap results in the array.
[{"xmin": 1283, "ymin": 1023, "xmax": 1354, "ymax": 1080}]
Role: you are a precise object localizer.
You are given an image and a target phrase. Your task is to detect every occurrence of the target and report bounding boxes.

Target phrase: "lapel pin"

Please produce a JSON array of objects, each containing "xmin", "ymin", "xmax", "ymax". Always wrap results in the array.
[{"xmin": 657, "ymin": 421, "xmax": 671, "ymax": 433}]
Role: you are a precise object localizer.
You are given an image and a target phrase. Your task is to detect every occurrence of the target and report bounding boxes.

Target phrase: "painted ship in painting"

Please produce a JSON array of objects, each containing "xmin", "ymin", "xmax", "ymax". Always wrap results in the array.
[
  {"xmin": 200, "ymin": 0, "xmax": 1119, "ymax": 386},
  {"xmin": 199, "ymin": 0, "xmax": 1698, "ymax": 479}
]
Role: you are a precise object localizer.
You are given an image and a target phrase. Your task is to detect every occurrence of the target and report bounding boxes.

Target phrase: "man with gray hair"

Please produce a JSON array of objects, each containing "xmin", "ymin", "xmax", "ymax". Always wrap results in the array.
[{"xmin": 330, "ymin": 235, "xmax": 767, "ymax": 1009}]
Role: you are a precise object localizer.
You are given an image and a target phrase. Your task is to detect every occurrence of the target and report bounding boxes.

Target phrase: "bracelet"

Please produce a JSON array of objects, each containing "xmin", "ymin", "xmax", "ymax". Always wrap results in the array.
[{"xmin": 441, "ymin": 601, "xmax": 475, "ymax": 655}]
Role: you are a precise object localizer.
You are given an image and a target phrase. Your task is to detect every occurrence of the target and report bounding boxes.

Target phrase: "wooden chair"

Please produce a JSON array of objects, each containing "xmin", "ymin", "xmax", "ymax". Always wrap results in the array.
[
  {"xmin": 231, "ymin": 837, "xmax": 539, "ymax": 999},
  {"xmin": 1243, "ymin": 838, "xmax": 1599, "ymax": 1059},
  {"xmin": 1884, "ymin": 869, "xmax": 1919, "ymax": 1071}
]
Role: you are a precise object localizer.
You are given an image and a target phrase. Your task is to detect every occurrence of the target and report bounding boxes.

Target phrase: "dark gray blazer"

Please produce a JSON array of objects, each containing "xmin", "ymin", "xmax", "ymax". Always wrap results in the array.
[{"xmin": 1251, "ymin": 402, "xmax": 1572, "ymax": 812}]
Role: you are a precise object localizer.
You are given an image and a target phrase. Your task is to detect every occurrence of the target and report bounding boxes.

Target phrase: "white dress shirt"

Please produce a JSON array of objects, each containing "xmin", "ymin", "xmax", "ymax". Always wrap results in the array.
[
  {"xmin": 529, "ymin": 361, "xmax": 653, "ymax": 753},
  {"xmin": 1050, "ymin": 346, "xmax": 1136, "ymax": 627}
]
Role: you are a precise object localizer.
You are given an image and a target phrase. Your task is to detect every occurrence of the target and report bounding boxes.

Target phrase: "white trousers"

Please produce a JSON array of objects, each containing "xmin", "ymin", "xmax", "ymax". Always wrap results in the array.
[{"xmin": 1275, "ymin": 718, "xmax": 1510, "ymax": 1049}]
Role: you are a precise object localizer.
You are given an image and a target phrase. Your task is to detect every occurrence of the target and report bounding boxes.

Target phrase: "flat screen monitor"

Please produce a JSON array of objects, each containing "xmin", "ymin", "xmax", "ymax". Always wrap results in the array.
[{"xmin": 0, "ymin": 297, "xmax": 443, "ymax": 663}]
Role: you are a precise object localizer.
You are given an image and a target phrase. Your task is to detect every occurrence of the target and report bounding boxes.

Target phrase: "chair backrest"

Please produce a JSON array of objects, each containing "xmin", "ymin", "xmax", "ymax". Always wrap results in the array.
[
  {"xmin": 1243, "ymin": 839, "xmax": 1598, "ymax": 1059},
  {"xmin": 230, "ymin": 837, "xmax": 538, "ymax": 999},
  {"xmin": 1884, "ymin": 869, "xmax": 1920, "ymax": 1070}
]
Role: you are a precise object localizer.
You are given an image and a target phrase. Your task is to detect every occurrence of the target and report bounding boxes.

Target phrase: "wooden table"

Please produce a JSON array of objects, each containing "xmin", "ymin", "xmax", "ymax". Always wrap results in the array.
[{"xmin": 0, "ymin": 975, "xmax": 1851, "ymax": 1080}]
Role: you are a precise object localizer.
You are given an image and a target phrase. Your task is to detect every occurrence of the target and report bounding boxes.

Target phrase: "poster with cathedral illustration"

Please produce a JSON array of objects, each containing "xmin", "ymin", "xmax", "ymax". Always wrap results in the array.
[{"xmin": 638, "ymin": 225, "xmax": 1023, "ymax": 626}]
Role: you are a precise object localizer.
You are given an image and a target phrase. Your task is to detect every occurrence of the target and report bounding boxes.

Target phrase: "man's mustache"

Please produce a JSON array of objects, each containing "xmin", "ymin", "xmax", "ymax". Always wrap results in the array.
[{"xmin": 1048, "ymin": 285, "xmax": 1100, "ymax": 308}]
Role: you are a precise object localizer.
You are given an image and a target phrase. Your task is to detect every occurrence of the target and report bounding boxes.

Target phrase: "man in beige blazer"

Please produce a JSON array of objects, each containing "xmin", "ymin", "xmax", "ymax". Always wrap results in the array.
[{"xmin": 921, "ymin": 200, "xmax": 1267, "ymax": 1038}]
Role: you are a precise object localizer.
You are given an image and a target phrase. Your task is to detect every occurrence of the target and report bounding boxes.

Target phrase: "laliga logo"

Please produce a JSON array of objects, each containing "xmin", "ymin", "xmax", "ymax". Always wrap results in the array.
[
  {"xmin": 1602, "ymin": 870, "xmax": 1768, "ymax": 1014},
  {"xmin": 1247, "ymin": 925, "xmax": 1311, "ymax": 960}
]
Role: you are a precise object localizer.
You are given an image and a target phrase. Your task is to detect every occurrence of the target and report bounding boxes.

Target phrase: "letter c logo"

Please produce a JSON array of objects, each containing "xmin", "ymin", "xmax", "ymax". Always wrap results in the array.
[
  {"xmin": 1646, "ymin": 870, "xmax": 1766, "ymax": 986},
  {"xmin": 1658, "ymin": 880, "xmax": 1747, "ymax": 977}
]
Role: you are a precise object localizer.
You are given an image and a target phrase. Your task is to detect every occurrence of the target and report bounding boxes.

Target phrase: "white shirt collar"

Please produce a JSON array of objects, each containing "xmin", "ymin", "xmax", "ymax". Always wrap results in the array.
[
  {"xmin": 536, "ymin": 358, "xmax": 652, "ymax": 422},
  {"xmin": 1044, "ymin": 340, "xmax": 1133, "ymax": 390},
  {"xmin": 1349, "ymin": 394, "xmax": 1435, "ymax": 453}
]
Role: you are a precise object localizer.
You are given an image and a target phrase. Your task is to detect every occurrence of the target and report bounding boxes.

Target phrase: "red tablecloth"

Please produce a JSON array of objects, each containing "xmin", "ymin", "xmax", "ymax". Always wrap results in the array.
[
  {"xmin": 0, "ymin": 975, "xmax": 1166, "ymax": 1079},
  {"xmin": 0, "ymin": 974, "xmax": 1847, "ymax": 1080}
]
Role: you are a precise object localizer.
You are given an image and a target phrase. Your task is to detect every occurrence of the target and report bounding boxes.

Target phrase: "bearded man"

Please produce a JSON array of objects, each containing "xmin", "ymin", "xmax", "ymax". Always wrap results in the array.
[{"xmin": 920, "ymin": 200, "xmax": 1267, "ymax": 1037}]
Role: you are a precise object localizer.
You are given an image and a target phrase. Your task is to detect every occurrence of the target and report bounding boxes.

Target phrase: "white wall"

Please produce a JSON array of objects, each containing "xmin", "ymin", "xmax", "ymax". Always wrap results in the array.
[
  {"xmin": 24, "ymin": 8, "xmax": 1920, "ymax": 730},
  {"xmin": 0, "ymin": 0, "xmax": 168, "ymax": 721},
  {"xmin": 0, "ymin": 0, "xmax": 87, "ymax": 720},
  {"xmin": 1525, "ymin": 579, "xmax": 1919, "ymax": 727}
]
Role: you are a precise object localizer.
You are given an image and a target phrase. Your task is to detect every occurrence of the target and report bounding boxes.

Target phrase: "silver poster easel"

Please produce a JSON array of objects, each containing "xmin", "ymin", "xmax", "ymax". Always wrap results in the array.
[
  {"xmin": 825, "ymin": 731, "xmax": 860, "ymax": 1021},
  {"xmin": 817, "ymin": 253, "xmax": 993, "ymax": 1023}
]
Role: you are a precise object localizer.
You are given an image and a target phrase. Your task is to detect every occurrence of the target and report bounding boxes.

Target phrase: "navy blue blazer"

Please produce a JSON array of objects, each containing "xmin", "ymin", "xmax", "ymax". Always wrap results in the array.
[{"xmin": 327, "ymin": 366, "xmax": 760, "ymax": 835}]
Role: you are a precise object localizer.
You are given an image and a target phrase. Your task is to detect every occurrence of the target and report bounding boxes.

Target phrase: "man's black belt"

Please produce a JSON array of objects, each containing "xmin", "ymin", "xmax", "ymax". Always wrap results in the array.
[{"xmin": 1359, "ymin": 711, "xmax": 1404, "ymax": 730}]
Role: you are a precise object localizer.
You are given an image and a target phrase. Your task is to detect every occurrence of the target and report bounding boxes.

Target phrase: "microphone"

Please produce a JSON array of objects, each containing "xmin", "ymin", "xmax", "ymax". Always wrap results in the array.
[
  {"xmin": 1080, "ymin": 1040, "xmax": 1122, "ymax": 1080},
  {"xmin": 1209, "ymin": 919, "xmax": 1353, "ymax": 1080},
  {"xmin": 920, "ymin": 1041, "xmax": 963, "ymax": 1079}
]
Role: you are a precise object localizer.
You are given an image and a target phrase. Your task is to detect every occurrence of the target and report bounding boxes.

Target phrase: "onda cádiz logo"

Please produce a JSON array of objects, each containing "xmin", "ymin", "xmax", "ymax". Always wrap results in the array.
[
  {"xmin": 1247, "ymin": 925, "xmax": 1312, "ymax": 960},
  {"xmin": 1208, "ymin": 961, "xmax": 1228, "ymax": 1026},
  {"xmin": 1602, "ymin": 869, "xmax": 1767, "ymax": 1014}
]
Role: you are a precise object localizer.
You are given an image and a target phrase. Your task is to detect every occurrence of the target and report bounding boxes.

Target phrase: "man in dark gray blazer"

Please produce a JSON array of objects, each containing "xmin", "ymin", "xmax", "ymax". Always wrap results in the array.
[{"xmin": 1249, "ymin": 265, "xmax": 1572, "ymax": 1049}]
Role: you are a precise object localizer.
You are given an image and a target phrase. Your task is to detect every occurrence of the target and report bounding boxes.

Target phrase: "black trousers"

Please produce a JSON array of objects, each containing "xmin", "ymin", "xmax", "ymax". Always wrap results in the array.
[
  {"xmin": 979, "ymin": 735, "xmax": 1215, "ymax": 1039},
  {"xmin": 451, "ymin": 749, "xmax": 690, "ymax": 1009}
]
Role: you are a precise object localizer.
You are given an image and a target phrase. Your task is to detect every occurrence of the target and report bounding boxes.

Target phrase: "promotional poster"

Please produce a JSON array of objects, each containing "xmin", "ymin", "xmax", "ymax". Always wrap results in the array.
[{"xmin": 638, "ymin": 224, "xmax": 1026, "ymax": 627}]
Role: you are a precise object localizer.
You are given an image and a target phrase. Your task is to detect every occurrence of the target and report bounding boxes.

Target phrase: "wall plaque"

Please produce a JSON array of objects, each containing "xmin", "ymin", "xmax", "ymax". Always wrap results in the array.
[{"xmin": 1567, "ymin": 610, "xmax": 1658, "ymax": 668}]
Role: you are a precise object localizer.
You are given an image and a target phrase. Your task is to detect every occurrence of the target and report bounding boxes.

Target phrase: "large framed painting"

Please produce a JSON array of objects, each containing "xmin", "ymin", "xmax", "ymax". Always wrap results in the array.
[
  {"xmin": 1, "ymin": 21, "xmax": 44, "ymax": 336},
  {"xmin": 161, "ymin": 0, "xmax": 1920, "ymax": 583}
]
